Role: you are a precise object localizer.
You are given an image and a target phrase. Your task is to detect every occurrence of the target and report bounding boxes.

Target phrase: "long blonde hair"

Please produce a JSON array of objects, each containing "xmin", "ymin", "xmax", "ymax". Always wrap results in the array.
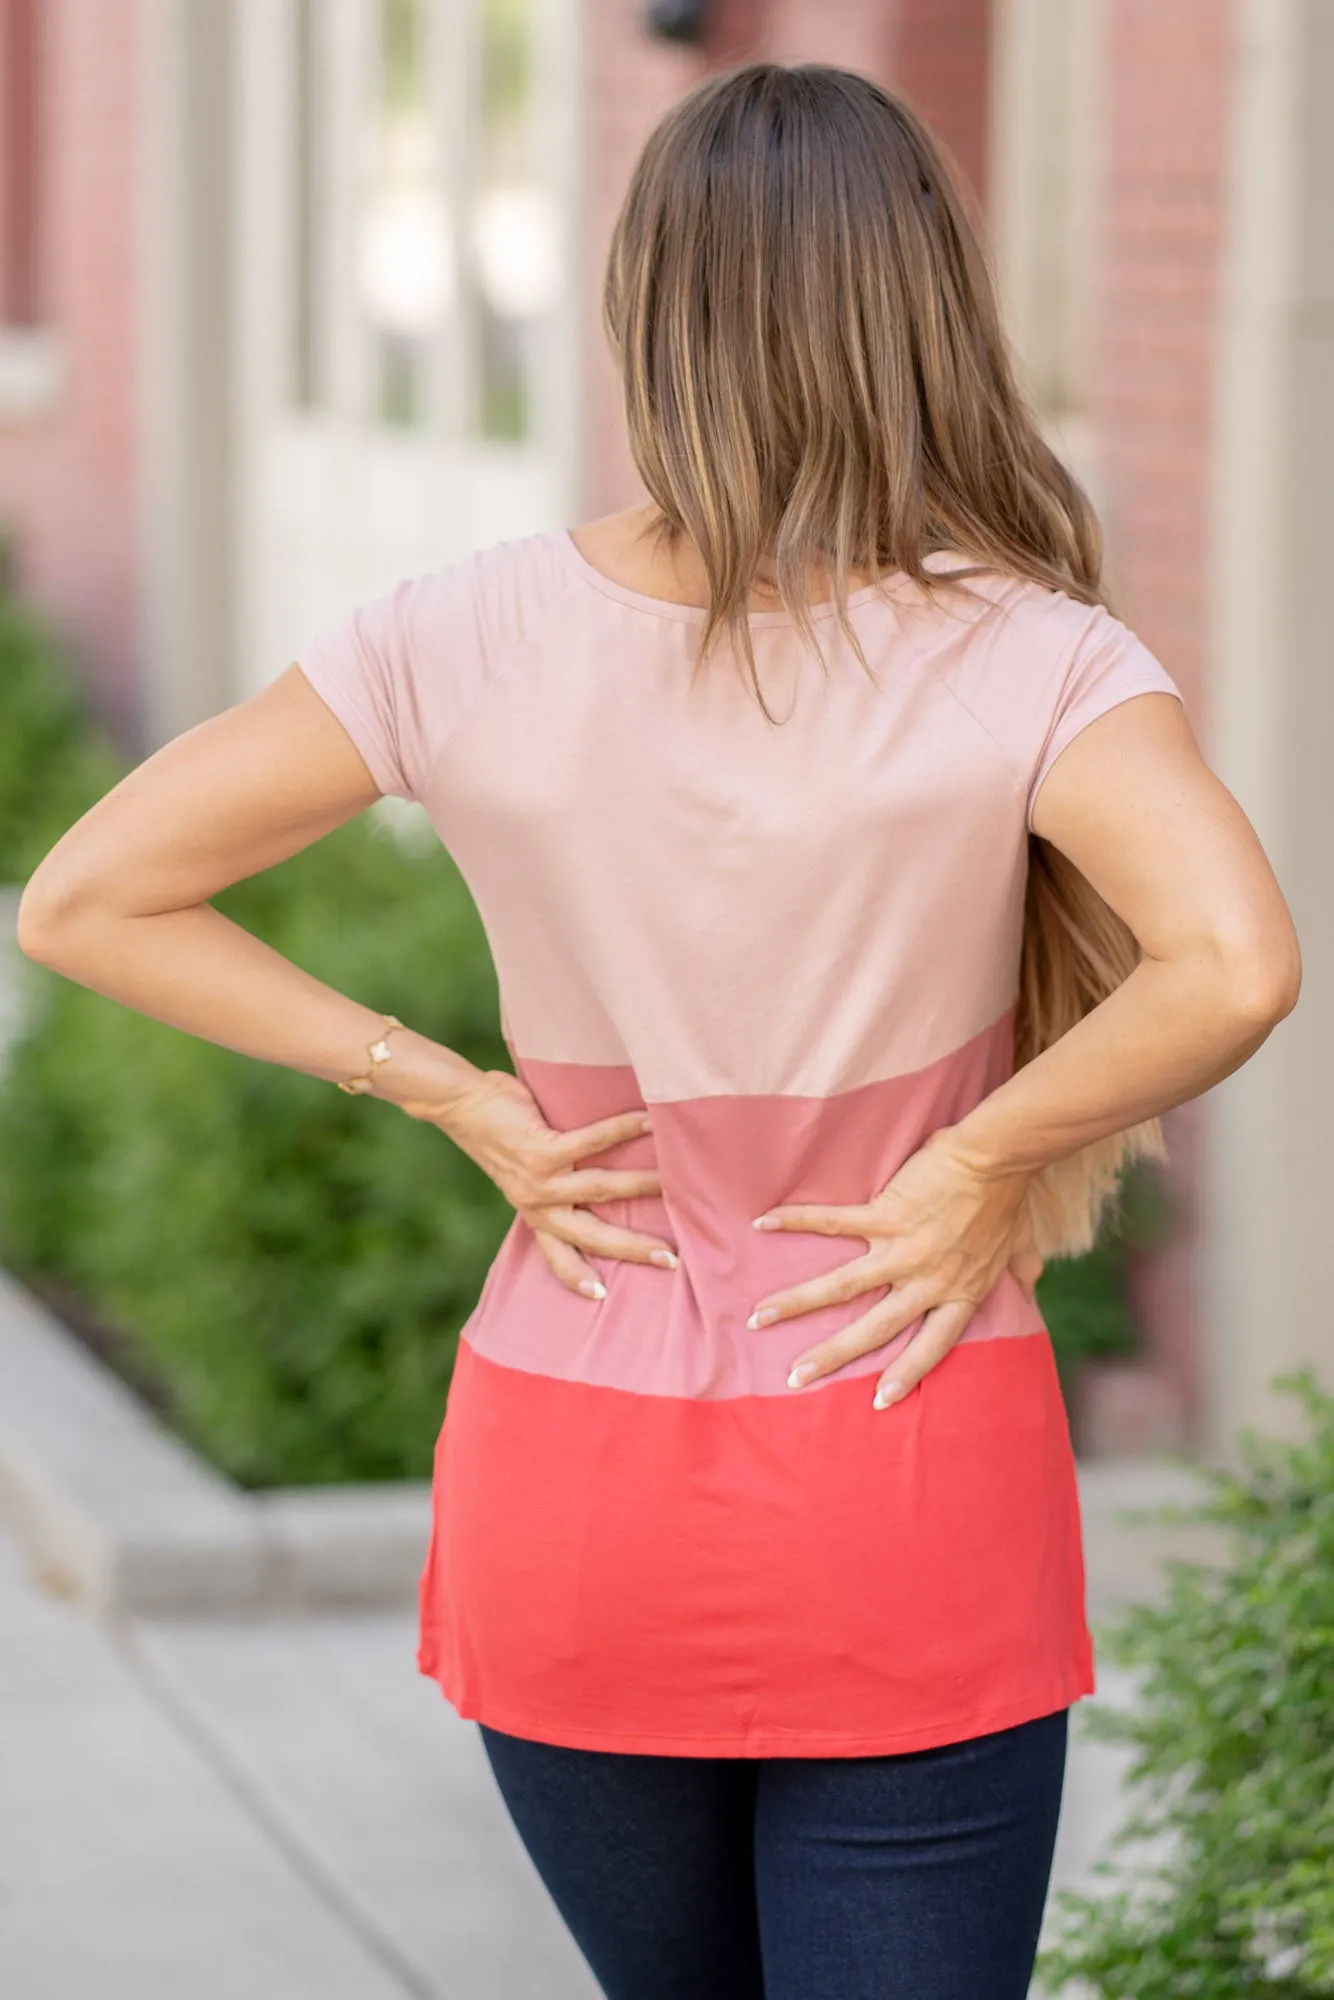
[{"xmin": 603, "ymin": 60, "xmax": 1163, "ymax": 1258}]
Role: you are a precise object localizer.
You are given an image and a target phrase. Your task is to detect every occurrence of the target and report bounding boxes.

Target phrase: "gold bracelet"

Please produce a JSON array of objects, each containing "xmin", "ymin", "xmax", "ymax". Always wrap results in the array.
[{"xmin": 337, "ymin": 1015, "xmax": 405, "ymax": 1095}]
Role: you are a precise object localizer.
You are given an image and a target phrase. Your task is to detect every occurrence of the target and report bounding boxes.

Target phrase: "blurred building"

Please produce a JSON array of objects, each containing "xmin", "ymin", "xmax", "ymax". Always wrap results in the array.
[{"xmin": 0, "ymin": 0, "xmax": 1329, "ymax": 1459}]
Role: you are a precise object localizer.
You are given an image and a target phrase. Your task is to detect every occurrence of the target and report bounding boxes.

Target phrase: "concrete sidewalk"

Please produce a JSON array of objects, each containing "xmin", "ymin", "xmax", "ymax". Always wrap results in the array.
[{"xmin": 0, "ymin": 1458, "xmax": 1213, "ymax": 1998}]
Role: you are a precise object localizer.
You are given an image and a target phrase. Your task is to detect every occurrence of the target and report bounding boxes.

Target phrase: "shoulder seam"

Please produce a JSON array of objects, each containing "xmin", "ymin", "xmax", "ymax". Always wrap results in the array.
[
  {"xmin": 915, "ymin": 646, "xmax": 1028, "ymax": 793},
  {"xmin": 914, "ymin": 578, "xmax": 1105, "ymax": 798}
]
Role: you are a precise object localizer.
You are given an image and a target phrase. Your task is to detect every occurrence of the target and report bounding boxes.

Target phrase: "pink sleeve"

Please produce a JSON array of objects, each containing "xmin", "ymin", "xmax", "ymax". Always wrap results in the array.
[
  {"xmin": 1027, "ymin": 603, "xmax": 1183, "ymax": 829},
  {"xmin": 295, "ymin": 575, "xmax": 436, "ymax": 800}
]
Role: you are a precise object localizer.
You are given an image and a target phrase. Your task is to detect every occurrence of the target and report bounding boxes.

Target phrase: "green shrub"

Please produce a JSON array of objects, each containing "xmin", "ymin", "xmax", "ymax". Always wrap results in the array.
[
  {"xmin": 1037, "ymin": 1369, "xmax": 1334, "ymax": 1998},
  {"xmin": 0, "ymin": 589, "xmax": 122, "ymax": 880},
  {"xmin": 0, "ymin": 813, "xmax": 512, "ymax": 1486},
  {"xmin": 1038, "ymin": 1161, "xmax": 1172, "ymax": 1393}
]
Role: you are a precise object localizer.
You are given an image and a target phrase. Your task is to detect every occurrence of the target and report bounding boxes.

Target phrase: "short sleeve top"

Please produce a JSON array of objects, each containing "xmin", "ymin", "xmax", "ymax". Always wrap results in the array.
[{"xmin": 297, "ymin": 527, "xmax": 1181, "ymax": 1758}]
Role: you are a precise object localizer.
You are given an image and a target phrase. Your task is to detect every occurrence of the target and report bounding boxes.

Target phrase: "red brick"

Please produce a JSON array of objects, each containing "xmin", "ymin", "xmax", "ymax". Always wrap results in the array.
[
  {"xmin": 0, "ymin": 0, "xmax": 139, "ymax": 736},
  {"xmin": 1091, "ymin": 0, "xmax": 1236, "ymax": 1436}
]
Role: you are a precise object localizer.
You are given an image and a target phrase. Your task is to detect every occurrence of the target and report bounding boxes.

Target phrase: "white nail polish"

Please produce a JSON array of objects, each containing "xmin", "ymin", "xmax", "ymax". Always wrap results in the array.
[
  {"xmin": 649, "ymin": 1249, "xmax": 678, "ymax": 1269},
  {"xmin": 874, "ymin": 1380, "xmax": 902, "ymax": 1410},
  {"xmin": 580, "ymin": 1279, "xmax": 607, "ymax": 1301},
  {"xmin": 787, "ymin": 1365, "xmax": 814, "ymax": 1390}
]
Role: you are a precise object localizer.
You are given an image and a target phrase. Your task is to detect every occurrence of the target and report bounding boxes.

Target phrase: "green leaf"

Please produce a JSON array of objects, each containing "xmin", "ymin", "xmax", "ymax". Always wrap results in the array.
[{"xmin": 1035, "ymin": 1371, "xmax": 1334, "ymax": 1997}]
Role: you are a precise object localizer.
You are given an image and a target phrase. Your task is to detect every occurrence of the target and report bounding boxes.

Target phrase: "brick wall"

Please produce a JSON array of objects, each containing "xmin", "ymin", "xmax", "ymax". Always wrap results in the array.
[
  {"xmin": 888, "ymin": 0, "xmax": 990, "ymax": 209},
  {"xmin": 0, "ymin": 0, "xmax": 41, "ymax": 324},
  {"xmin": 1096, "ymin": 0, "xmax": 1235, "ymax": 718},
  {"xmin": 0, "ymin": 0, "xmax": 140, "ymax": 736},
  {"xmin": 1093, "ymin": 0, "xmax": 1237, "ymax": 1440},
  {"xmin": 765, "ymin": 0, "xmax": 888, "ymax": 77}
]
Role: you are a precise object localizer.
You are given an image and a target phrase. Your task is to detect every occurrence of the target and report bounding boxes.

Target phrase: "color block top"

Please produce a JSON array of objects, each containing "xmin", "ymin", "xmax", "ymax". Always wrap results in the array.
[{"xmin": 297, "ymin": 526, "xmax": 1181, "ymax": 1757}]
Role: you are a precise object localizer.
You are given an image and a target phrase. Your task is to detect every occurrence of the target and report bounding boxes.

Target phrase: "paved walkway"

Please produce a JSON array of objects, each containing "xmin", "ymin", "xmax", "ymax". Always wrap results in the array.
[{"xmin": 0, "ymin": 1458, "xmax": 1212, "ymax": 1998}]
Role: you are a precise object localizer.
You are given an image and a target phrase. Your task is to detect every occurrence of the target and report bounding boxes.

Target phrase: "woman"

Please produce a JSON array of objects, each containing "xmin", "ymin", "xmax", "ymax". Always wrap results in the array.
[{"xmin": 19, "ymin": 61, "xmax": 1298, "ymax": 2000}]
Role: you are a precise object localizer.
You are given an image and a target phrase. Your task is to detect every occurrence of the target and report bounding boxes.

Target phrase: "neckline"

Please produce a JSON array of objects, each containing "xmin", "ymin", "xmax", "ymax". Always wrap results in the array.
[{"xmin": 557, "ymin": 525, "xmax": 906, "ymax": 627}]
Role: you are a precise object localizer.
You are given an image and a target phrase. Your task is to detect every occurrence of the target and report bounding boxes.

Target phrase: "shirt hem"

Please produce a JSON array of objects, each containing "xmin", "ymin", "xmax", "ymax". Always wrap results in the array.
[
  {"xmin": 415, "ymin": 1652, "xmax": 1096, "ymax": 1759},
  {"xmin": 1026, "ymin": 677, "xmax": 1185, "ymax": 829},
  {"xmin": 295, "ymin": 656, "xmax": 409, "ymax": 799}
]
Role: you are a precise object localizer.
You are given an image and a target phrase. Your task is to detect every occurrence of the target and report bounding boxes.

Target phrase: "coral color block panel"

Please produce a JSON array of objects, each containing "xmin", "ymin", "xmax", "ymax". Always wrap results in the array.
[{"xmin": 420, "ymin": 1338, "xmax": 1094, "ymax": 1756}]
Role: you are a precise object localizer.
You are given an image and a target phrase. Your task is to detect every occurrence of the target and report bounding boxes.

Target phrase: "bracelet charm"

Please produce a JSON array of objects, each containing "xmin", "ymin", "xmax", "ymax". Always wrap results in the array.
[{"xmin": 338, "ymin": 1015, "xmax": 404, "ymax": 1095}]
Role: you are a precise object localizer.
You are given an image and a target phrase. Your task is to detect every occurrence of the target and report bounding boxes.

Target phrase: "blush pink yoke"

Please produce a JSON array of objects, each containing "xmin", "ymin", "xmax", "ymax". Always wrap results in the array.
[{"xmin": 297, "ymin": 527, "xmax": 1182, "ymax": 1757}]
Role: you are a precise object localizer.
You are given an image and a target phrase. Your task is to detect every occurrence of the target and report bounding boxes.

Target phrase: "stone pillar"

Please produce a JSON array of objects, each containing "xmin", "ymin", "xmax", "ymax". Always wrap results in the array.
[
  {"xmin": 136, "ymin": 0, "xmax": 237, "ymax": 745},
  {"xmin": 1203, "ymin": 0, "xmax": 1334, "ymax": 1452},
  {"xmin": 988, "ymin": 0, "xmax": 1107, "ymax": 431}
]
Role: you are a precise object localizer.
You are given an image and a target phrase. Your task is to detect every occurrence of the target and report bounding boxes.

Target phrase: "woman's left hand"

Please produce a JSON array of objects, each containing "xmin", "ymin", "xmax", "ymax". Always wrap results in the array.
[{"xmin": 746, "ymin": 1129, "xmax": 1042, "ymax": 1409}]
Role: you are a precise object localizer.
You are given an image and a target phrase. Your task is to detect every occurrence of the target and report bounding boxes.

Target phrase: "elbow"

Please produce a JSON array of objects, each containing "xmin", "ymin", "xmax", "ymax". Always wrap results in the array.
[
  {"xmin": 1216, "ymin": 926, "xmax": 1302, "ymax": 1038},
  {"xmin": 16, "ymin": 878, "xmax": 60, "ymax": 967},
  {"xmin": 16, "ymin": 868, "xmax": 95, "ymax": 972}
]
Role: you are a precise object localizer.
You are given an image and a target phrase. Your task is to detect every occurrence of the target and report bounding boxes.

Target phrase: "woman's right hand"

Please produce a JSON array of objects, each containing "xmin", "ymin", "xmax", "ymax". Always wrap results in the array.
[{"xmin": 432, "ymin": 1069, "xmax": 673, "ymax": 1299}]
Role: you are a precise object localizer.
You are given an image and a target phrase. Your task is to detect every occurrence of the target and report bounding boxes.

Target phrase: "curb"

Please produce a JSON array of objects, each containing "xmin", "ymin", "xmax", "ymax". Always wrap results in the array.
[
  {"xmin": 0, "ymin": 1268, "xmax": 431, "ymax": 1616},
  {"xmin": 0, "ymin": 893, "xmax": 431, "ymax": 1618}
]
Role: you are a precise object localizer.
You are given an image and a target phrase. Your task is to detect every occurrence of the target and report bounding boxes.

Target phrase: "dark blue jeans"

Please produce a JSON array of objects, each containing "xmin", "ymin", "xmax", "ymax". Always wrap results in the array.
[{"xmin": 480, "ymin": 1707, "xmax": 1068, "ymax": 2000}]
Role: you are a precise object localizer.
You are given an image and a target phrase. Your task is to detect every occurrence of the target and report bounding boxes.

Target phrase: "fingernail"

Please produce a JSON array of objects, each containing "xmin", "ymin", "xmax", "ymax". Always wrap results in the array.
[
  {"xmin": 873, "ymin": 1380, "xmax": 904, "ymax": 1410},
  {"xmin": 787, "ymin": 1364, "xmax": 815, "ymax": 1390},
  {"xmin": 579, "ymin": 1279, "xmax": 607, "ymax": 1301},
  {"xmin": 638, "ymin": 1114, "xmax": 653, "ymax": 1133},
  {"xmin": 649, "ymin": 1249, "xmax": 678, "ymax": 1269},
  {"xmin": 747, "ymin": 1307, "xmax": 778, "ymax": 1330},
  {"xmin": 751, "ymin": 1215, "xmax": 779, "ymax": 1230}
]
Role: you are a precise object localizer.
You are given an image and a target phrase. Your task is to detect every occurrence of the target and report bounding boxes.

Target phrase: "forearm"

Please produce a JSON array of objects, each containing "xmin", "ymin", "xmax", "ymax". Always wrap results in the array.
[
  {"xmin": 22, "ymin": 902, "xmax": 485, "ymax": 1122},
  {"xmin": 952, "ymin": 952, "xmax": 1284, "ymax": 1179}
]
